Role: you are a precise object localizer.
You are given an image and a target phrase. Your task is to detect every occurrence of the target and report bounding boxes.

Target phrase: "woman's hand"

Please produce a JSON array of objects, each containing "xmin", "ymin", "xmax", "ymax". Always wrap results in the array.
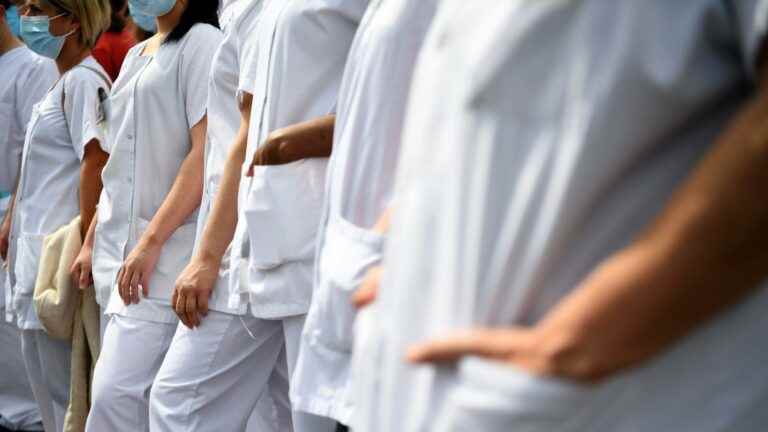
[
  {"xmin": 352, "ymin": 265, "xmax": 382, "ymax": 309},
  {"xmin": 247, "ymin": 129, "xmax": 294, "ymax": 172},
  {"xmin": 172, "ymin": 256, "xmax": 220, "ymax": 329},
  {"xmin": 246, "ymin": 115, "xmax": 335, "ymax": 176},
  {"xmin": 70, "ymin": 244, "xmax": 94, "ymax": 290},
  {"xmin": 117, "ymin": 239, "xmax": 162, "ymax": 305}
]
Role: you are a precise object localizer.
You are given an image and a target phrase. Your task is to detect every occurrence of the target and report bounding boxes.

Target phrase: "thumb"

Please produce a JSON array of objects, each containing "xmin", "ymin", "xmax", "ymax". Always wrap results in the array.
[
  {"xmin": 141, "ymin": 274, "xmax": 150, "ymax": 297},
  {"xmin": 352, "ymin": 285, "xmax": 377, "ymax": 309}
]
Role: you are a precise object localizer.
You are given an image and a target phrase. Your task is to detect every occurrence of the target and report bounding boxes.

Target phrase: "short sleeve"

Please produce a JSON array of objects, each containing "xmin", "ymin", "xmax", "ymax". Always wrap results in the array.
[
  {"xmin": 63, "ymin": 67, "xmax": 109, "ymax": 160},
  {"xmin": 16, "ymin": 56, "xmax": 57, "ymax": 131},
  {"xmin": 728, "ymin": 0, "xmax": 768, "ymax": 76},
  {"xmin": 237, "ymin": 32, "xmax": 259, "ymax": 98},
  {"xmin": 179, "ymin": 24, "xmax": 224, "ymax": 128}
]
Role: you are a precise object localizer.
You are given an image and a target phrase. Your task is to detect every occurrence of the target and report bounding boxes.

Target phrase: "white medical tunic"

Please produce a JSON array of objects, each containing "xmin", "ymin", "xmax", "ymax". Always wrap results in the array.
[
  {"xmin": 355, "ymin": 1, "xmax": 768, "ymax": 431},
  {"xmin": 93, "ymin": 24, "xmax": 223, "ymax": 323},
  {"xmin": 231, "ymin": 0, "xmax": 369, "ymax": 319},
  {"xmin": 0, "ymin": 46, "xmax": 57, "ymax": 319},
  {"xmin": 292, "ymin": 0, "xmax": 438, "ymax": 424},
  {"xmin": 196, "ymin": 0, "xmax": 263, "ymax": 315},
  {"xmin": 9, "ymin": 57, "xmax": 108, "ymax": 330}
]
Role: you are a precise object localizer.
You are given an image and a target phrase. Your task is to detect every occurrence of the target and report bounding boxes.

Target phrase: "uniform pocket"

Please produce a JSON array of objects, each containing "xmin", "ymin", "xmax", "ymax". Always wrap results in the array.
[
  {"xmin": 243, "ymin": 159, "xmax": 326, "ymax": 270},
  {"xmin": 437, "ymin": 357, "xmax": 595, "ymax": 432},
  {"xmin": 13, "ymin": 232, "xmax": 46, "ymax": 297},
  {"xmin": 311, "ymin": 217, "xmax": 384, "ymax": 352}
]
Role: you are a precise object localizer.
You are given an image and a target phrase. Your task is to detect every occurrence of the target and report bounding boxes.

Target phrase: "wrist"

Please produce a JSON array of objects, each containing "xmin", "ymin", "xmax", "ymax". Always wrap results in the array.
[
  {"xmin": 139, "ymin": 232, "xmax": 163, "ymax": 250},
  {"xmin": 195, "ymin": 249, "xmax": 223, "ymax": 269}
]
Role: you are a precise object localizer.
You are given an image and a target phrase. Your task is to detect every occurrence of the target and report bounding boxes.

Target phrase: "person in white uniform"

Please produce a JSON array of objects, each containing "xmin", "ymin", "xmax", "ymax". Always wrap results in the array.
[
  {"xmin": 0, "ymin": 2, "xmax": 56, "ymax": 430},
  {"xmin": 291, "ymin": 0, "xmax": 439, "ymax": 428},
  {"xmin": 84, "ymin": 1, "xmax": 222, "ymax": 430},
  {"xmin": 3, "ymin": 1, "xmax": 111, "ymax": 431},
  {"xmin": 353, "ymin": 1, "xmax": 768, "ymax": 431},
  {"xmin": 150, "ymin": 1, "xmax": 367, "ymax": 431},
  {"xmin": 147, "ymin": 1, "xmax": 291, "ymax": 431}
]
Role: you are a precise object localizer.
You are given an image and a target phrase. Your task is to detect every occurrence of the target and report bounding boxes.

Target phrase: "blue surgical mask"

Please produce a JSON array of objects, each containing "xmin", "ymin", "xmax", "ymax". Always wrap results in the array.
[
  {"xmin": 129, "ymin": 4, "xmax": 157, "ymax": 33},
  {"xmin": 5, "ymin": 5, "xmax": 21, "ymax": 37},
  {"xmin": 128, "ymin": 0, "xmax": 176, "ymax": 18},
  {"xmin": 19, "ymin": 14, "xmax": 73, "ymax": 59}
]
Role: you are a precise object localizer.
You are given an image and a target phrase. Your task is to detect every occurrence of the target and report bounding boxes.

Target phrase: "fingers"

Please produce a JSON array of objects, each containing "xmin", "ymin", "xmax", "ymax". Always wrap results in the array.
[
  {"xmin": 129, "ymin": 271, "xmax": 141, "ymax": 304},
  {"xmin": 406, "ymin": 329, "xmax": 522, "ymax": 364},
  {"xmin": 352, "ymin": 285, "xmax": 378, "ymax": 309},
  {"xmin": 198, "ymin": 293, "xmax": 209, "ymax": 318},
  {"xmin": 175, "ymin": 291, "xmax": 191, "ymax": 328},
  {"xmin": 352, "ymin": 266, "xmax": 382, "ymax": 309},
  {"xmin": 171, "ymin": 287, "xmax": 179, "ymax": 314},
  {"xmin": 140, "ymin": 273, "xmax": 150, "ymax": 298},
  {"xmin": 117, "ymin": 267, "xmax": 129, "ymax": 304},
  {"xmin": 70, "ymin": 262, "xmax": 81, "ymax": 288},
  {"xmin": 185, "ymin": 294, "xmax": 198, "ymax": 328},
  {"xmin": 79, "ymin": 264, "xmax": 90, "ymax": 290}
]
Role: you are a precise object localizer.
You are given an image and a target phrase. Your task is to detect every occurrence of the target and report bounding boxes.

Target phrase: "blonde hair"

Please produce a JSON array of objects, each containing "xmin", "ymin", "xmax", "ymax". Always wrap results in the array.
[{"xmin": 46, "ymin": 0, "xmax": 111, "ymax": 48}]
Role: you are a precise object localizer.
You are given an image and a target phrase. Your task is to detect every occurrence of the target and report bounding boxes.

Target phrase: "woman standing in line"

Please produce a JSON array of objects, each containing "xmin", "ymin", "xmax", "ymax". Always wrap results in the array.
[
  {"xmin": 82, "ymin": 0, "xmax": 222, "ymax": 430},
  {"xmin": 7, "ymin": 1, "xmax": 111, "ymax": 431}
]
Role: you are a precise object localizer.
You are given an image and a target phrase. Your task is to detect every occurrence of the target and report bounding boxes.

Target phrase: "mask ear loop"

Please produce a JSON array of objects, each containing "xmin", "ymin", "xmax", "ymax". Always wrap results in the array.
[{"xmin": 49, "ymin": 13, "xmax": 77, "ymax": 40}]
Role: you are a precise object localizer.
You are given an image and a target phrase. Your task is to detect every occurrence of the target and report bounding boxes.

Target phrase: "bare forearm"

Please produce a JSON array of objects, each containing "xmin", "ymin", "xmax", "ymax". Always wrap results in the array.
[
  {"xmin": 196, "ymin": 95, "xmax": 252, "ymax": 265},
  {"xmin": 79, "ymin": 142, "xmax": 108, "ymax": 238},
  {"xmin": 277, "ymin": 114, "xmax": 335, "ymax": 162},
  {"xmin": 142, "ymin": 148, "xmax": 204, "ymax": 247},
  {"xmin": 196, "ymin": 130, "xmax": 247, "ymax": 265},
  {"xmin": 536, "ymin": 85, "xmax": 768, "ymax": 381}
]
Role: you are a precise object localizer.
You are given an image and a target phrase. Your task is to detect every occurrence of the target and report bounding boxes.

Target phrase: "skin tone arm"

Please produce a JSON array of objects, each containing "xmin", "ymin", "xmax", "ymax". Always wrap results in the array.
[
  {"xmin": 79, "ymin": 141, "xmax": 108, "ymax": 238},
  {"xmin": 408, "ymin": 52, "xmax": 768, "ymax": 382},
  {"xmin": 117, "ymin": 117, "xmax": 207, "ymax": 305},
  {"xmin": 173, "ymin": 93, "xmax": 252, "ymax": 328},
  {"xmin": 70, "ymin": 212, "xmax": 98, "ymax": 289},
  {"xmin": 246, "ymin": 114, "xmax": 335, "ymax": 173},
  {"xmin": 67, "ymin": 141, "xmax": 108, "ymax": 289}
]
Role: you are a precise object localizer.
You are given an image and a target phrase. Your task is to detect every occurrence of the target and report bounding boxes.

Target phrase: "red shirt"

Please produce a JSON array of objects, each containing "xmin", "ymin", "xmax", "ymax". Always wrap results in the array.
[{"xmin": 93, "ymin": 29, "xmax": 136, "ymax": 81}]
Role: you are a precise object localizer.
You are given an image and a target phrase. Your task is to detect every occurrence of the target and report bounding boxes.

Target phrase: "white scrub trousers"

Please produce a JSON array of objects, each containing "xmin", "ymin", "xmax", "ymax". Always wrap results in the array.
[
  {"xmin": 149, "ymin": 311, "xmax": 336, "ymax": 432},
  {"xmin": 20, "ymin": 329, "xmax": 71, "ymax": 432},
  {"xmin": 85, "ymin": 315, "xmax": 177, "ymax": 432},
  {"xmin": 0, "ymin": 313, "xmax": 42, "ymax": 431}
]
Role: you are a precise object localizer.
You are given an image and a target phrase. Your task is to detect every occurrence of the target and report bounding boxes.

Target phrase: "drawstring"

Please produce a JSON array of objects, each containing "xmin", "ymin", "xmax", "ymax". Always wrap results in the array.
[{"xmin": 239, "ymin": 315, "xmax": 259, "ymax": 340}]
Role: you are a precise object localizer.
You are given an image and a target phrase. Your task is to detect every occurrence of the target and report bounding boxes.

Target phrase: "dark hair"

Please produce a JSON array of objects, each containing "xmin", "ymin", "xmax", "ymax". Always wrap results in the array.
[
  {"xmin": 107, "ymin": 0, "xmax": 127, "ymax": 32},
  {"xmin": 165, "ymin": 0, "xmax": 219, "ymax": 44},
  {"xmin": 0, "ymin": 0, "xmax": 13, "ymax": 9}
]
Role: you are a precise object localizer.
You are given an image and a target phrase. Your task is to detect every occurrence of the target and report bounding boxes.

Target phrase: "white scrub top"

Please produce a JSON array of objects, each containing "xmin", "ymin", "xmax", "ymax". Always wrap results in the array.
[
  {"xmin": 10, "ymin": 57, "xmax": 109, "ymax": 330},
  {"xmin": 196, "ymin": 0, "xmax": 263, "ymax": 315},
  {"xmin": 0, "ymin": 47, "xmax": 57, "ymax": 196},
  {"xmin": 93, "ymin": 24, "xmax": 223, "ymax": 323},
  {"xmin": 230, "ymin": 0, "xmax": 369, "ymax": 319},
  {"xmin": 355, "ymin": 1, "xmax": 768, "ymax": 431},
  {"xmin": 292, "ymin": 0, "xmax": 438, "ymax": 424},
  {"xmin": 0, "ymin": 46, "xmax": 57, "ymax": 318}
]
